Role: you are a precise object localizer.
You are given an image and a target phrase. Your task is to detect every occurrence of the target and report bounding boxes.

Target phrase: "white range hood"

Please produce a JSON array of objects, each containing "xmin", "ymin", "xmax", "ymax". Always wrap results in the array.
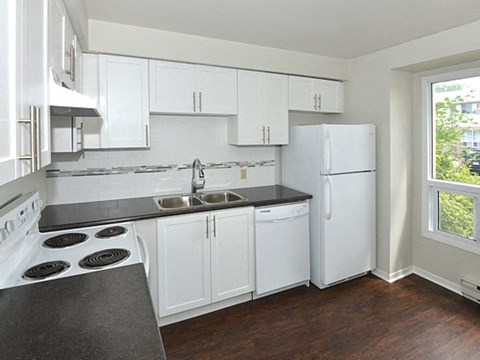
[{"xmin": 49, "ymin": 68, "xmax": 100, "ymax": 117}]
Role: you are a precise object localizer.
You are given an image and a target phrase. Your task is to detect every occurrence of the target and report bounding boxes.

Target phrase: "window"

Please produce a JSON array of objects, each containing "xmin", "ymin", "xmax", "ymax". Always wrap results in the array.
[{"xmin": 424, "ymin": 71, "xmax": 480, "ymax": 252}]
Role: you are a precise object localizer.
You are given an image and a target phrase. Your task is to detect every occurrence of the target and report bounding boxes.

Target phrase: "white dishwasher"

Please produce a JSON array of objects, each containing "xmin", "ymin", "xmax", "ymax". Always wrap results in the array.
[{"xmin": 254, "ymin": 201, "xmax": 310, "ymax": 298}]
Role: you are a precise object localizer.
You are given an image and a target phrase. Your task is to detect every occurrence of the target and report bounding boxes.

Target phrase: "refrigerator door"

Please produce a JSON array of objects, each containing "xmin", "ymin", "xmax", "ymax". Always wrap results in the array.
[
  {"xmin": 322, "ymin": 171, "xmax": 375, "ymax": 285},
  {"xmin": 321, "ymin": 124, "xmax": 375, "ymax": 174}
]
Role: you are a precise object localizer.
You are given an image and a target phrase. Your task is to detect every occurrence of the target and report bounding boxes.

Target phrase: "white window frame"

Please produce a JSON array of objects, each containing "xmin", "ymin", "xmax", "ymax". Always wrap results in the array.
[{"xmin": 422, "ymin": 67, "xmax": 480, "ymax": 255}]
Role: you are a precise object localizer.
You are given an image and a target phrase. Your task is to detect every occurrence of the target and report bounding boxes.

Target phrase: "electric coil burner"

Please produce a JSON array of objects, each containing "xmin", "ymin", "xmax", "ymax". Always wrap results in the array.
[
  {"xmin": 22, "ymin": 261, "xmax": 71, "ymax": 280},
  {"xmin": 80, "ymin": 248, "xmax": 131, "ymax": 269},
  {"xmin": 43, "ymin": 233, "xmax": 88, "ymax": 248},
  {"xmin": 95, "ymin": 226, "xmax": 127, "ymax": 239},
  {"xmin": 0, "ymin": 192, "xmax": 149, "ymax": 290}
]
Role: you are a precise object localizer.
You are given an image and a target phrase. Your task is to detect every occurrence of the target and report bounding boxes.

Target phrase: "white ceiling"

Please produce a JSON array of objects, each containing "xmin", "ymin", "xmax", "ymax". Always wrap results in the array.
[{"xmin": 83, "ymin": 0, "xmax": 480, "ymax": 59}]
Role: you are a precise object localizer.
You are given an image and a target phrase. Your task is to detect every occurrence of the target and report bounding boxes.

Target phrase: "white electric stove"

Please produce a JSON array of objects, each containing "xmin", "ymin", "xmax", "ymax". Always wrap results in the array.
[{"xmin": 0, "ymin": 192, "xmax": 149, "ymax": 290}]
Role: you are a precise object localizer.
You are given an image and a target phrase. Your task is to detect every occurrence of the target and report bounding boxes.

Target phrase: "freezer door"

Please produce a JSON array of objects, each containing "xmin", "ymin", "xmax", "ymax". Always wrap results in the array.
[
  {"xmin": 321, "ymin": 124, "xmax": 375, "ymax": 174},
  {"xmin": 322, "ymin": 172, "xmax": 375, "ymax": 285}
]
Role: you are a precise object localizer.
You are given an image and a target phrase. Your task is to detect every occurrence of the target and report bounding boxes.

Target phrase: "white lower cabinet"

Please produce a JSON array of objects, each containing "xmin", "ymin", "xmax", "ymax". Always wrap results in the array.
[{"xmin": 156, "ymin": 207, "xmax": 254, "ymax": 317}]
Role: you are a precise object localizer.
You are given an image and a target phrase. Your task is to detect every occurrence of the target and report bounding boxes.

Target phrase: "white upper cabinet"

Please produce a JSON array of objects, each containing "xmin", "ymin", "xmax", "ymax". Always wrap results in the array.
[
  {"xmin": 0, "ymin": 0, "xmax": 50, "ymax": 187},
  {"xmin": 195, "ymin": 65, "xmax": 237, "ymax": 115},
  {"xmin": 149, "ymin": 61, "xmax": 196, "ymax": 114},
  {"xmin": 228, "ymin": 70, "xmax": 288, "ymax": 145},
  {"xmin": 49, "ymin": 0, "xmax": 77, "ymax": 90},
  {"xmin": 83, "ymin": 54, "xmax": 149, "ymax": 149},
  {"xmin": 0, "ymin": 0, "xmax": 18, "ymax": 186},
  {"xmin": 149, "ymin": 60, "xmax": 237, "ymax": 115},
  {"xmin": 98, "ymin": 55, "xmax": 150, "ymax": 148},
  {"xmin": 289, "ymin": 75, "xmax": 343, "ymax": 113}
]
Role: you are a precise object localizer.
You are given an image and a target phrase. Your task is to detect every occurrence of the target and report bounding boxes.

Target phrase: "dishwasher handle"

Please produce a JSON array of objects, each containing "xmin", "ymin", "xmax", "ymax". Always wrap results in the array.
[{"xmin": 267, "ymin": 214, "xmax": 308, "ymax": 223}]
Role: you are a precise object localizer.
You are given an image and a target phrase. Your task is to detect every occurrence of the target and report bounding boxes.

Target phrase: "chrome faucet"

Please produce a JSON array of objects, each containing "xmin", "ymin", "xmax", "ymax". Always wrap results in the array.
[{"xmin": 191, "ymin": 158, "xmax": 205, "ymax": 194}]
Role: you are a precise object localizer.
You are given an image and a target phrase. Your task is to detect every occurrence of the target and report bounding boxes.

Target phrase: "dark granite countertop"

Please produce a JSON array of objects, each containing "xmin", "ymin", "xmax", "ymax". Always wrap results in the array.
[
  {"xmin": 39, "ymin": 185, "xmax": 311, "ymax": 232},
  {"xmin": 0, "ymin": 264, "xmax": 166, "ymax": 360}
]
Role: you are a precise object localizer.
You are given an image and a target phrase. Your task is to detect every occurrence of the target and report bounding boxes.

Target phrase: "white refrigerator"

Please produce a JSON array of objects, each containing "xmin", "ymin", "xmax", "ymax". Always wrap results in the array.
[{"xmin": 282, "ymin": 124, "xmax": 376, "ymax": 288}]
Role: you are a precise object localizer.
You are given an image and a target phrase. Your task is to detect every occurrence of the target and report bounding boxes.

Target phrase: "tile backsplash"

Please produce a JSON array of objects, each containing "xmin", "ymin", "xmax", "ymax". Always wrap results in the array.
[{"xmin": 46, "ymin": 116, "xmax": 277, "ymax": 204}]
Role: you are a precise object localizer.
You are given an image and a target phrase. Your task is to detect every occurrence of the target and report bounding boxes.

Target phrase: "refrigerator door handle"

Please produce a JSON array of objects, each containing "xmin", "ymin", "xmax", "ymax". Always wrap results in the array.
[
  {"xmin": 325, "ymin": 132, "xmax": 332, "ymax": 174},
  {"xmin": 325, "ymin": 177, "xmax": 332, "ymax": 220}
]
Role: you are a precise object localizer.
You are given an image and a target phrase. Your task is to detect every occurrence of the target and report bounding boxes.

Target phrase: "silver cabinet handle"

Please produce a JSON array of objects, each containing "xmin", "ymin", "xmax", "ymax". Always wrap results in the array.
[
  {"xmin": 206, "ymin": 216, "xmax": 209, "ymax": 239},
  {"xmin": 76, "ymin": 121, "xmax": 84, "ymax": 150},
  {"xmin": 267, "ymin": 126, "xmax": 271, "ymax": 144},
  {"xmin": 199, "ymin": 91, "xmax": 202, "ymax": 112},
  {"xmin": 145, "ymin": 124, "xmax": 149, "ymax": 147},
  {"xmin": 35, "ymin": 106, "xmax": 41, "ymax": 170},
  {"xmin": 71, "ymin": 45, "xmax": 76, "ymax": 82},
  {"xmin": 17, "ymin": 105, "xmax": 37, "ymax": 173},
  {"xmin": 193, "ymin": 92, "xmax": 196, "ymax": 112},
  {"xmin": 318, "ymin": 94, "xmax": 321, "ymax": 110},
  {"xmin": 314, "ymin": 94, "xmax": 318, "ymax": 110},
  {"xmin": 213, "ymin": 215, "xmax": 216, "ymax": 237},
  {"xmin": 262, "ymin": 126, "xmax": 266, "ymax": 144},
  {"xmin": 65, "ymin": 44, "xmax": 75, "ymax": 82}
]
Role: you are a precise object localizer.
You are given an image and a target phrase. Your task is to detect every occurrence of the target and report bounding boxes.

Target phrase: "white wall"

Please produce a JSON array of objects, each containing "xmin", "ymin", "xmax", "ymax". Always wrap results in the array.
[
  {"xmin": 87, "ymin": 20, "xmax": 349, "ymax": 81},
  {"xmin": 342, "ymin": 20, "xmax": 480, "ymax": 282}
]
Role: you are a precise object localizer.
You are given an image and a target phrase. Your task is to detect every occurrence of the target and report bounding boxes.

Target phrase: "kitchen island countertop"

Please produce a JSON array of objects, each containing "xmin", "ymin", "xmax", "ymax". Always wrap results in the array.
[
  {"xmin": 0, "ymin": 263, "xmax": 166, "ymax": 360},
  {"xmin": 39, "ymin": 185, "xmax": 312, "ymax": 232}
]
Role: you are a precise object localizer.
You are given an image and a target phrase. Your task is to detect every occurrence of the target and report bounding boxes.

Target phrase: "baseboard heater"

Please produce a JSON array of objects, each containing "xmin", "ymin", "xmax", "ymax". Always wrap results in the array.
[{"xmin": 461, "ymin": 278, "xmax": 480, "ymax": 303}]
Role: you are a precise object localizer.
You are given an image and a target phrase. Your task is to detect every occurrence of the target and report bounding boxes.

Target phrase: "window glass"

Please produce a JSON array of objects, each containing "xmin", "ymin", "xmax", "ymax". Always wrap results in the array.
[
  {"xmin": 438, "ymin": 191, "xmax": 474, "ymax": 239},
  {"xmin": 432, "ymin": 77, "xmax": 480, "ymax": 184}
]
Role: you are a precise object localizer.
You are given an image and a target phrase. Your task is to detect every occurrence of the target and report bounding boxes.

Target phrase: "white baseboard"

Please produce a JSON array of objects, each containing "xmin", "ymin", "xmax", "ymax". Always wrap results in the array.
[
  {"xmin": 372, "ymin": 266, "xmax": 413, "ymax": 283},
  {"xmin": 373, "ymin": 265, "xmax": 462, "ymax": 296},
  {"xmin": 412, "ymin": 266, "xmax": 462, "ymax": 295}
]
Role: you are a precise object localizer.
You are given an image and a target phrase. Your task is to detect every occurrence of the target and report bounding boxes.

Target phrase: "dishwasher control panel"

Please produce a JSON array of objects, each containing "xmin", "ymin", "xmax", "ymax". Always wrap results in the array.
[{"xmin": 255, "ymin": 201, "xmax": 309, "ymax": 222}]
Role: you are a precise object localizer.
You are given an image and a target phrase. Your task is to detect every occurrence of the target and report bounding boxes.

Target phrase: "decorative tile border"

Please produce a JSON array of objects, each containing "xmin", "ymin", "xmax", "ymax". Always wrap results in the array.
[{"xmin": 46, "ymin": 160, "xmax": 275, "ymax": 178}]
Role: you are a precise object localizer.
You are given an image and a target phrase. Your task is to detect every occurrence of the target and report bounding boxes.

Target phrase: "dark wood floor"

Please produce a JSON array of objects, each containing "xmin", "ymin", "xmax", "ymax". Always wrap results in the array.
[{"xmin": 160, "ymin": 274, "xmax": 480, "ymax": 359}]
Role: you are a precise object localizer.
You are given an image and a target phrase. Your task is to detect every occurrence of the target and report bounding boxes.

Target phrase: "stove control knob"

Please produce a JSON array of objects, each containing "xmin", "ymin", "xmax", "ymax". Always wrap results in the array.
[
  {"xmin": 32, "ymin": 199, "xmax": 44, "ymax": 211},
  {"xmin": 5, "ymin": 220, "xmax": 15, "ymax": 234},
  {"xmin": 0, "ymin": 228, "xmax": 7, "ymax": 242}
]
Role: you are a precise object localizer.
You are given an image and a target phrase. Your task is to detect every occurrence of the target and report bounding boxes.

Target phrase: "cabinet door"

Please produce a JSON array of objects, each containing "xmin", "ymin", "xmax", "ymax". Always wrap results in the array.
[
  {"xmin": 62, "ymin": 14, "xmax": 76, "ymax": 90},
  {"xmin": 196, "ymin": 65, "xmax": 237, "ymax": 115},
  {"xmin": 48, "ymin": 0, "xmax": 65, "ymax": 85},
  {"xmin": 17, "ymin": 0, "xmax": 50, "ymax": 178},
  {"xmin": 211, "ymin": 207, "xmax": 255, "ymax": 302},
  {"xmin": 288, "ymin": 75, "xmax": 315, "ymax": 111},
  {"xmin": 229, "ymin": 70, "xmax": 268, "ymax": 145},
  {"xmin": 157, "ymin": 213, "xmax": 211, "ymax": 317},
  {"xmin": 265, "ymin": 73, "xmax": 288, "ymax": 145},
  {"xmin": 315, "ymin": 79, "xmax": 343, "ymax": 113},
  {"xmin": 149, "ymin": 60, "xmax": 196, "ymax": 114},
  {"xmin": 229, "ymin": 70, "xmax": 288, "ymax": 145},
  {"xmin": 0, "ymin": 0, "xmax": 17, "ymax": 186},
  {"xmin": 99, "ymin": 55, "xmax": 149, "ymax": 148}
]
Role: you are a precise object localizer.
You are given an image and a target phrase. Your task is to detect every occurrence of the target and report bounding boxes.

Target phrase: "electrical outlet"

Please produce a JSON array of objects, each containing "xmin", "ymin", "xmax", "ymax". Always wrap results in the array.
[{"xmin": 240, "ymin": 167, "xmax": 247, "ymax": 179}]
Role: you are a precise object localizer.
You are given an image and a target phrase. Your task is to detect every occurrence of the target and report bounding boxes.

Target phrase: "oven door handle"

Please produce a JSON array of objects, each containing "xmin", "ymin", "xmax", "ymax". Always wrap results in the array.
[{"xmin": 136, "ymin": 234, "xmax": 150, "ymax": 277}]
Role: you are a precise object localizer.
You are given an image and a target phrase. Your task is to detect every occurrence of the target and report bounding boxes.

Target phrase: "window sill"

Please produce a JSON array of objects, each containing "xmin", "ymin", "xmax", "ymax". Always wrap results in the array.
[{"xmin": 421, "ymin": 229, "xmax": 480, "ymax": 256}]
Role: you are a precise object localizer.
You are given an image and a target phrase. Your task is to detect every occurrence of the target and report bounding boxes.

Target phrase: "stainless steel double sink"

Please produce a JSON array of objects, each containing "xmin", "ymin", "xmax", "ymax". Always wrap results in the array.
[{"xmin": 153, "ymin": 191, "xmax": 247, "ymax": 210}]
